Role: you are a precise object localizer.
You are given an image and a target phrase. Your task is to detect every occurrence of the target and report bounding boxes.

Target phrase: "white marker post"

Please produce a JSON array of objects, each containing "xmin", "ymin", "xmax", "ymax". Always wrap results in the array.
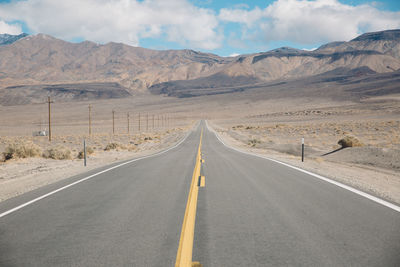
[
  {"xmin": 84, "ymin": 139, "xmax": 87, "ymax": 167},
  {"xmin": 301, "ymin": 137, "xmax": 304, "ymax": 162}
]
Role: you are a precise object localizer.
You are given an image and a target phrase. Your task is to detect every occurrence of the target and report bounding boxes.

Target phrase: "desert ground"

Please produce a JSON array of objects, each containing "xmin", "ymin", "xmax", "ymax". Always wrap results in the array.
[{"xmin": 1, "ymin": 91, "xmax": 399, "ymax": 204}]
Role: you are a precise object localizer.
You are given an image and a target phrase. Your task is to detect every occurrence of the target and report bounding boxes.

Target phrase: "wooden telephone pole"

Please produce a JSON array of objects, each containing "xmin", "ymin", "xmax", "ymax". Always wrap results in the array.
[
  {"xmin": 138, "ymin": 113, "xmax": 141, "ymax": 132},
  {"xmin": 112, "ymin": 110, "xmax": 115, "ymax": 134},
  {"xmin": 146, "ymin": 113, "xmax": 149, "ymax": 132},
  {"xmin": 127, "ymin": 112, "xmax": 130, "ymax": 134},
  {"xmin": 88, "ymin": 104, "xmax": 92, "ymax": 136},
  {"xmin": 47, "ymin": 96, "xmax": 53, "ymax": 141}
]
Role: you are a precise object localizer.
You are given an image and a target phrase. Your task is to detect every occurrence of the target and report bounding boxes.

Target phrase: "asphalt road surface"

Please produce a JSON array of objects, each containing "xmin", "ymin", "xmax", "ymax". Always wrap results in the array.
[{"xmin": 0, "ymin": 122, "xmax": 399, "ymax": 266}]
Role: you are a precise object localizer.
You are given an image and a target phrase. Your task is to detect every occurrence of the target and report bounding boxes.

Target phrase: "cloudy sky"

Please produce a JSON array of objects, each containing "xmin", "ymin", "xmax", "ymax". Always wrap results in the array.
[{"xmin": 0, "ymin": 0, "xmax": 399, "ymax": 56}]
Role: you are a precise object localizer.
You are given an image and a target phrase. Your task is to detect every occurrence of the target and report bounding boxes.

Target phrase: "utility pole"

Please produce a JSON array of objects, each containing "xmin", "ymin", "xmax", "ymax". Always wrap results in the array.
[
  {"xmin": 47, "ymin": 96, "xmax": 53, "ymax": 141},
  {"xmin": 146, "ymin": 113, "xmax": 149, "ymax": 132},
  {"xmin": 127, "ymin": 112, "xmax": 130, "ymax": 134},
  {"xmin": 112, "ymin": 110, "xmax": 115, "ymax": 134},
  {"xmin": 83, "ymin": 139, "xmax": 87, "ymax": 167},
  {"xmin": 138, "ymin": 113, "xmax": 141, "ymax": 132},
  {"xmin": 152, "ymin": 114, "xmax": 155, "ymax": 130},
  {"xmin": 88, "ymin": 104, "xmax": 92, "ymax": 136}
]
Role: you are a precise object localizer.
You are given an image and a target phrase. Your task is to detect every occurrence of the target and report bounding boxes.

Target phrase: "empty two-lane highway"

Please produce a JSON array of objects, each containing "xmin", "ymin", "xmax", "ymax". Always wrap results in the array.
[{"xmin": 0, "ymin": 122, "xmax": 399, "ymax": 266}]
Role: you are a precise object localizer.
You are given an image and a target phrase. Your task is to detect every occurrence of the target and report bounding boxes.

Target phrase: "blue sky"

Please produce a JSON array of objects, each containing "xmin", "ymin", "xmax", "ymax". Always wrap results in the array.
[{"xmin": 0, "ymin": 0, "xmax": 399, "ymax": 56}]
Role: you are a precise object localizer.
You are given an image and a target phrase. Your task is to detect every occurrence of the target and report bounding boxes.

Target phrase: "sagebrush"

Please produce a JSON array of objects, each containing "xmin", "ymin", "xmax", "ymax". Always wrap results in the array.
[
  {"xmin": 43, "ymin": 146, "xmax": 72, "ymax": 160},
  {"xmin": 2, "ymin": 142, "xmax": 42, "ymax": 161},
  {"xmin": 77, "ymin": 146, "xmax": 94, "ymax": 159}
]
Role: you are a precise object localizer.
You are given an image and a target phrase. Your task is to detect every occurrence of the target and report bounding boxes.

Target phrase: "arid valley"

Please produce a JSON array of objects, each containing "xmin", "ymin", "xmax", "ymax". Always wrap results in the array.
[{"xmin": 1, "ymin": 30, "xmax": 400, "ymax": 205}]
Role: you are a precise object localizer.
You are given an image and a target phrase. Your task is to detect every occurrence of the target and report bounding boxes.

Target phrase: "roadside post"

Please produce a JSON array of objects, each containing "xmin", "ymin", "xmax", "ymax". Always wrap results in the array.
[
  {"xmin": 301, "ymin": 137, "xmax": 304, "ymax": 162},
  {"xmin": 47, "ymin": 96, "xmax": 53, "ymax": 142},
  {"xmin": 84, "ymin": 139, "xmax": 87, "ymax": 167}
]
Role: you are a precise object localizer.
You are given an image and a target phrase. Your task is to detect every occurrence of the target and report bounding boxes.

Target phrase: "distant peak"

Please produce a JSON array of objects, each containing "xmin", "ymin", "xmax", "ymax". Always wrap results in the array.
[
  {"xmin": 34, "ymin": 33, "xmax": 56, "ymax": 40},
  {"xmin": 0, "ymin": 33, "xmax": 29, "ymax": 45},
  {"xmin": 0, "ymin": 33, "xmax": 28, "ymax": 38},
  {"xmin": 270, "ymin": 47, "xmax": 300, "ymax": 53},
  {"xmin": 351, "ymin": 29, "xmax": 400, "ymax": 42},
  {"xmin": 317, "ymin": 41, "xmax": 346, "ymax": 50}
]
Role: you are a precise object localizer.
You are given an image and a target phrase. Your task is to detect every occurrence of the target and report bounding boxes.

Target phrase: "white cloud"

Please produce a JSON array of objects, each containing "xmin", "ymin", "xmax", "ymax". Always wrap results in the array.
[
  {"xmin": 219, "ymin": 7, "xmax": 264, "ymax": 27},
  {"xmin": 229, "ymin": 53, "xmax": 240, "ymax": 57},
  {"xmin": 219, "ymin": 0, "xmax": 400, "ymax": 44},
  {"xmin": 0, "ymin": 0, "xmax": 222, "ymax": 49},
  {"xmin": 0, "ymin": 0, "xmax": 399, "ymax": 51},
  {"xmin": 0, "ymin": 20, "xmax": 22, "ymax": 34}
]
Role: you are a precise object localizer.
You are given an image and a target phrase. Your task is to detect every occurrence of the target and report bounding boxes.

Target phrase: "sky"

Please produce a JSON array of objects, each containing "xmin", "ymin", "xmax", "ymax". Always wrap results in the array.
[{"xmin": 0, "ymin": 0, "xmax": 399, "ymax": 56}]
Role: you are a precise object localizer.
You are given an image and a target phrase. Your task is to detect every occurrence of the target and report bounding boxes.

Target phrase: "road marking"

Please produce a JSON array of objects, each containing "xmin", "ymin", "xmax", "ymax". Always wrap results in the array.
[
  {"xmin": 199, "ymin": 176, "xmax": 205, "ymax": 187},
  {"xmin": 205, "ymin": 121, "xmax": 400, "ymax": 213},
  {"xmin": 175, "ymin": 129, "xmax": 203, "ymax": 267},
  {"xmin": 0, "ymin": 124, "xmax": 198, "ymax": 219}
]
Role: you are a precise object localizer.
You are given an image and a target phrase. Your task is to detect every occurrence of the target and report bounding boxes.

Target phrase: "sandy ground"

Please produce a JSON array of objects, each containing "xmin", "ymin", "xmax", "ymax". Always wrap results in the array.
[
  {"xmin": 0, "ymin": 127, "xmax": 190, "ymax": 202},
  {"xmin": 209, "ymin": 121, "xmax": 400, "ymax": 205}
]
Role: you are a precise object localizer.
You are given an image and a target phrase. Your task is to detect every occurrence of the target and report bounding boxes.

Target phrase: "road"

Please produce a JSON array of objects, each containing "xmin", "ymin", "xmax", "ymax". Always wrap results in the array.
[{"xmin": 0, "ymin": 122, "xmax": 399, "ymax": 266}]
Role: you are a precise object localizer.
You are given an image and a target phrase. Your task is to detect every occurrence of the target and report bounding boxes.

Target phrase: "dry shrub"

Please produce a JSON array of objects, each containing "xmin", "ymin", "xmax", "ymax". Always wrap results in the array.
[
  {"xmin": 77, "ymin": 146, "xmax": 94, "ymax": 159},
  {"xmin": 338, "ymin": 136, "xmax": 364, "ymax": 148},
  {"xmin": 104, "ymin": 142, "xmax": 125, "ymax": 151},
  {"xmin": 43, "ymin": 146, "xmax": 72, "ymax": 160},
  {"xmin": 248, "ymin": 139, "xmax": 261, "ymax": 147},
  {"xmin": 127, "ymin": 145, "xmax": 137, "ymax": 152},
  {"xmin": 232, "ymin": 125, "xmax": 244, "ymax": 129},
  {"xmin": 2, "ymin": 142, "xmax": 42, "ymax": 161}
]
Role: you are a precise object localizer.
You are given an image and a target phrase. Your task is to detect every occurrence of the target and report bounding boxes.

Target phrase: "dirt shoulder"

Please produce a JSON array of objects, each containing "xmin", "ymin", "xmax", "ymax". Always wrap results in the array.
[
  {"xmin": 209, "ymin": 122, "xmax": 400, "ymax": 205},
  {"xmin": 0, "ymin": 127, "xmax": 190, "ymax": 202}
]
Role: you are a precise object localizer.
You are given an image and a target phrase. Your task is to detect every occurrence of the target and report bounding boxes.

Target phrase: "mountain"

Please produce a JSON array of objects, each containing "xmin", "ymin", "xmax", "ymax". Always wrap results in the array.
[
  {"xmin": 317, "ymin": 29, "xmax": 400, "ymax": 59},
  {"xmin": 0, "ymin": 33, "xmax": 28, "ymax": 46},
  {"xmin": 219, "ymin": 29, "xmax": 400, "ymax": 81},
  {"xmin": 152, "ymin": 29, "xmax": 400, "ymax": 97},
  {"xmin": 0, "ymin": 33, "xmax": 230, "ymax": 93},
  {"xmin": 0, "ymin": 29, "xmax": 400, "ymax": 103}
]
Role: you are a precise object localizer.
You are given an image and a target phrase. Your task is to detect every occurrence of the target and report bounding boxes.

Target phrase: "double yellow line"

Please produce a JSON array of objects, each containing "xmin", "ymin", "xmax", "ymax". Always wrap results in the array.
[{"xmin": 175, "ymin": 129, "xmax": 204, "ymax": 267}]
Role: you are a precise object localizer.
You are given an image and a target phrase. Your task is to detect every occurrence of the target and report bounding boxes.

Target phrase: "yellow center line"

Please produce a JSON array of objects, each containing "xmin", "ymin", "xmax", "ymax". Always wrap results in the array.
[
  {"xmin": 175, "ymin": 129, "xmax": 204, "ymax": 267},
  {"xmin": 199, "ymin": 176, "xmax": 205, "ymax": 187}
]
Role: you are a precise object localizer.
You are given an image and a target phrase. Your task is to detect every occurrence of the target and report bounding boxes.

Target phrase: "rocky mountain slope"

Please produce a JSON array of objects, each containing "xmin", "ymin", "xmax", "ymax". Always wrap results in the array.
[
  {"xmin": 151, "ymin": 29, "xmax": 400, "ymax": 97},
  {"xmin": 218, "ymin": 29, "xmax": 400, "ymax": 81},
  {"xmin": 0, "ymin": 29, "xmax": 399, "ymax": 103},
  {"xmin": 0, "ymin": 34, "xmax": 230, "ymax": 92}
]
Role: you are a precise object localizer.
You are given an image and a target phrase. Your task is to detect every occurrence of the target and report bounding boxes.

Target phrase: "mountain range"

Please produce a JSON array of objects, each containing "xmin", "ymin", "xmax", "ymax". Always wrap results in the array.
[{"xmin": 0, "ymin": 29, "xmax": 399, "ymax": 104}]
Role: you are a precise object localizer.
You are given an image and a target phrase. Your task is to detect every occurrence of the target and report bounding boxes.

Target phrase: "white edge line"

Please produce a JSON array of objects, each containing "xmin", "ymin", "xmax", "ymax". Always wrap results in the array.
[
  {"xmin": 0, "ymin": 123, "xmax": 199, "ymax": 219},
  {"xmin": 205, "ymin": 120, "xmax": 400, "ymax": 213}
]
